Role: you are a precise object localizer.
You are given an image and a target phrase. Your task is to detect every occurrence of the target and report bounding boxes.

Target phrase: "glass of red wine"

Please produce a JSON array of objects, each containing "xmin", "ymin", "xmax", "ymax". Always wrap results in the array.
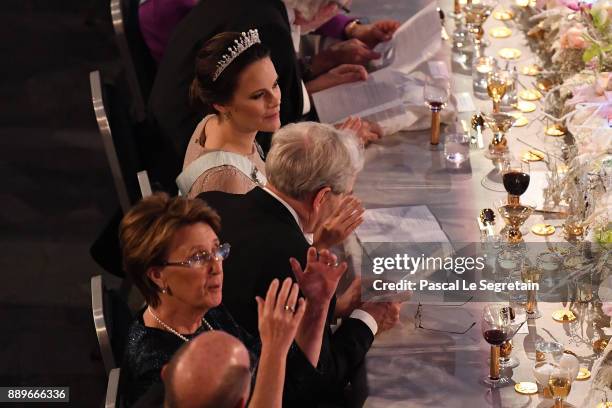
[
  {"xmin": 481, "ymin": 304, "xmax": 512, "ymax": 388},
  {"xmin": 502, "ymin": 159, "xmax": 530, "ymax": 206}
]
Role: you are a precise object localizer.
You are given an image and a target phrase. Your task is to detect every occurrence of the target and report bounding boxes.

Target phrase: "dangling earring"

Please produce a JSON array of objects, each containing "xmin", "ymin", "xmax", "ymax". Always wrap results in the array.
[{"xmin": 223, "ymin": 111, "xmax": 232, "ymax": 121}]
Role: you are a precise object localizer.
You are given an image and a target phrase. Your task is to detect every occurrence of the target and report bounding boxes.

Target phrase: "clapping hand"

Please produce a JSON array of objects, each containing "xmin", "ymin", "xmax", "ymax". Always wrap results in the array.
[
  {"xmin": 314, "ymin": 195, "xmax": 364, "ymax": 249},
  {"xmin": 337, "ymin": 117, "xmax": 383, "ymax": 146},
  {"xmin": 256, "ymin": 278, "xmax": 306, "ymax": 355},
  {"xmin": 334, "ymin": 276, "xmax": 363, "ymax": 318},
  {"xmin": 360, "ymin": 301, "xmax": 403, "ymax": 334},
  {"xmin": 290, "ymin": 247, "xmax": 347, "ymax": 305}
]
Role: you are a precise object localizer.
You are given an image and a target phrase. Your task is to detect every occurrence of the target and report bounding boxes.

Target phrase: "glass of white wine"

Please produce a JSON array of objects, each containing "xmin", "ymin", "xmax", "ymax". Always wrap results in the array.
[
  {"xmin": 487, "ymin": 70, "xmax": 508, "ymax": 113},
  {"xmin": 548, "ymin": 363, "xmax": 573, "ymax": 408},
  {"xmin": 423, "ymin": 76, "xmax": 450, "ymax": 148}
]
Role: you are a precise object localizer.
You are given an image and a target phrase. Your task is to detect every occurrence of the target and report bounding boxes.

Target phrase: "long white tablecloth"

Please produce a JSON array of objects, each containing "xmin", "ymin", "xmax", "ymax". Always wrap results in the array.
[{"xmin": 346, "ymin": 0, "xmax": 610, "ymax": 406}]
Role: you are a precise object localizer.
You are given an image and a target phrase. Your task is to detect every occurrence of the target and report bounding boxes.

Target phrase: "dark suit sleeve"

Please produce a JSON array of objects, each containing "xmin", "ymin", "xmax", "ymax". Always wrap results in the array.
[{"xmin": 318, "ymin": 318, "xmax": 375, "ymax": 395}]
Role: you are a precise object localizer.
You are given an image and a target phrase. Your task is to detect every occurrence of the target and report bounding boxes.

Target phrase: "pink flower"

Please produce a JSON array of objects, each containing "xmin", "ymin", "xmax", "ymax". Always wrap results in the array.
[
  {"xmin": 560, "ymin": 0, "xmax": 581, "ymax": 11},
  {"xmin": 560, "ymin": 25, "xmax": 587, "ymax": 49},
  {"xmin": 602, "ymin": 302, "xmax": 612, "ymax": 317}
]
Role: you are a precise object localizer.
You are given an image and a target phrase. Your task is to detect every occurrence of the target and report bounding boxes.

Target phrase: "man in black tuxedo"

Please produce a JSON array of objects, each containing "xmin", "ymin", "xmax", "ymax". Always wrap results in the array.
[{"xmin": 199, "ymin": 122, "xmax": 401, "ymax": 405}]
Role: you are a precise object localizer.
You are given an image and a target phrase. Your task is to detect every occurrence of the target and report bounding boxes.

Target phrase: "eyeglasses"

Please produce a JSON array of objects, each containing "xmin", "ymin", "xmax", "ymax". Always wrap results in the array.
[
  {"xmin": 160, "ymin": 243, "xmax": 231, "ymax": 268},
  {"xmin": 414, "ymin": 296, "xmax": 476, "ymax": 334}
]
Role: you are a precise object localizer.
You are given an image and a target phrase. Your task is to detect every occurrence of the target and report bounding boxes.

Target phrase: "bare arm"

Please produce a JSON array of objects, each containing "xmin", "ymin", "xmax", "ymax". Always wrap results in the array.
[
  {"xmin": 290, "ymin": 248, "xmax": 347, "ymax": 366},
  {"xmin": 249, "ymin": 279, "xmax": 306, "ymax": 408}
]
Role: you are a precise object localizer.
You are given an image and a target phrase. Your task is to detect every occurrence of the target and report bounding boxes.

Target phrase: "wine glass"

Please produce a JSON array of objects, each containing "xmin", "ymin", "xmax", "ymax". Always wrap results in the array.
[
  {"xmin": 481, "ymin": 304, "xmax": 512, "ymax": 387},
  {"xmin": 499, "ymin": 305, "xmax": 527, "ymax": 370},
  {"xmin": 465, "ymin": 0, "xmax": 496, "ymax": 48},
  {"xmin": 502, "ymin": 159, "xmax": 530, "ymax": 205},
  {"xmin": 487, "ymin": 70, "xmax": 509, "ymax": 113},
  {"xmin": 424, "ymin": 76, "xmax": 450, "ymax": 147},
  {"xmin": 548, "ymin": 363, "xmax": 574, "ymax": 408},
  {"xmin": 483, "ymin": 112, "xmax": 515, "ymax": 159},
  {"xmin": 521, "ymin": 263, "xmax": 542, "ymax": 319}
]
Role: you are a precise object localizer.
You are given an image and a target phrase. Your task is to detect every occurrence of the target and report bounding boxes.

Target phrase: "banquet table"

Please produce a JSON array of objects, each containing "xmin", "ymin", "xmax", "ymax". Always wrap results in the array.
[{"xmin": 345, "ymin": 0, "xmax": 611, "ymax": 407}]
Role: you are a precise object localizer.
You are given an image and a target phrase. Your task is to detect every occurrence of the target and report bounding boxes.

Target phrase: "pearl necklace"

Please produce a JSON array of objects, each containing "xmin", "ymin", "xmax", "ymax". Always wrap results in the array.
[{"xmin": 148, "ymin": 307, "xmax": 213, "ymax": 343}]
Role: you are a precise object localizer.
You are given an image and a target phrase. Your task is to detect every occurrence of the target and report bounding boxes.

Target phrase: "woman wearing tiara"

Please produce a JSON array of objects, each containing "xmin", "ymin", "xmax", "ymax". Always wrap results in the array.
[
  {"xmin": 179, "ymin": 29, "xmax": 370, "ymax": 198},
  {"xmin": 178, "ymin": 30, "xmax": 278, "ymax": 198}
]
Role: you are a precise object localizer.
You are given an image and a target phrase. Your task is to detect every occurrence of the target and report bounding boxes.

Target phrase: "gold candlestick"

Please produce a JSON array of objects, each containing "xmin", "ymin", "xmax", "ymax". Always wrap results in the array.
[
  {"xmin": 508, "ymin": 194, "xmax": 519, "ymax": 206},
  {"xmin": 431, "ymin": 110, "xmax": 441, "ymax": 145},
  {"xmin": 490, "ymin": 346, "xmax": 500, "ymax": 380}
]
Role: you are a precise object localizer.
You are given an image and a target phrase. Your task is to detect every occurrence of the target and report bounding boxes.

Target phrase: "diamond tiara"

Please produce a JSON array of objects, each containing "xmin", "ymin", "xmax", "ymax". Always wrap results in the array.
[{"xmin": 212, "ymin": 29, "xmax": 261, "ymax": 82}]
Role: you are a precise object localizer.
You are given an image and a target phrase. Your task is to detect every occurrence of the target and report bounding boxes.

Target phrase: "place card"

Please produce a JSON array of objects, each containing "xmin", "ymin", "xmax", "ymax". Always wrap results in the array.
[
  {"xmin": 455, "ymin": 92, "xmax": 476, "ymax": 112},
  {"xmin": 490, "ymin": 26, "xmax": 512, "ymax": 38},
  {"xmin": 498, "ymin": 48, "xmax": 522, "ymax": 60},
  {"xmin": 428, "ymin": 61, "xmax": 449, "ymax": 78}
]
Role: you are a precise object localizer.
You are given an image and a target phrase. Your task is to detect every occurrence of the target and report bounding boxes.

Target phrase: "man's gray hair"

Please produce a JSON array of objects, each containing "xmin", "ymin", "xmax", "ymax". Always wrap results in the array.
[
  {"xmin": 265, "ymin": 122, "xmax": 364, "ymax": 200},
  {"xmin": 282, "ymin": 0, "xmax": 332, "ymax": 20}
]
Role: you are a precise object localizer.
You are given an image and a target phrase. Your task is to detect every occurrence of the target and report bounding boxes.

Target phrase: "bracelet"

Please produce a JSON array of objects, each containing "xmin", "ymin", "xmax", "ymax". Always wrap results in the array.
[{"xmin": 344, "ymin": 19, "xmax": 361, "ymax": 39}]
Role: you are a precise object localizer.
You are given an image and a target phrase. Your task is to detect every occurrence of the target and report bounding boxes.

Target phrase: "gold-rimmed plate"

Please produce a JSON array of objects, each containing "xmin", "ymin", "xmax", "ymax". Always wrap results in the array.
[
  {"xmin": 552, "ymin": 309, "xmax": 577, "ymax": 322},
  {"xmin": 545, "ymin": 124, "xmax": 566, "ymax": 136},
  {"xmin": 498, "ymin": 48, "xmax": 522, "ymax": 60},
  {"xmin": 510, "ymin": 113, "xmax": 529, "ymax": 127},
  {"xmin": 519, "ymin": 89, "xmax": 542, "ymax": 101},
  {"xmin": 493, "ymin": 9, "xmax": 515, "ymax": 20},
  {"xmin": 531, "ymin": 223, "xmax": 555, "ymax": 235},
  {"xmin": 520, "ymin": 64, "xmax": 542, "ymax": 76},
  {"xmin": 514, "ymin": 382, "xmax": 538, "ymax": 395},
  {"xmin": 490, "ymin": 26, "xmax": 513, "ymax": 38},
  {"xmin": 515, "ymin": 101, "xmax": 537, "ymax": 113},
  {"xmin": 576, "ymin": 367, "xmax": 591, "ymax": 381}
]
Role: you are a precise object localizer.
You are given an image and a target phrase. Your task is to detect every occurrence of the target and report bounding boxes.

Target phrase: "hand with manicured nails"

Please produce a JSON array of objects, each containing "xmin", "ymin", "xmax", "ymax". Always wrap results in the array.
[
  {"xmin": 290, "ymin": 247, "xmax": 347, "ymax": 305},
  {"xmin": 256, "ymin": 278, "xmax": 306, "ymax": 355},
  {"xmin": 314, "ymin": 195, "xmax": 365, "ymax": 249}
]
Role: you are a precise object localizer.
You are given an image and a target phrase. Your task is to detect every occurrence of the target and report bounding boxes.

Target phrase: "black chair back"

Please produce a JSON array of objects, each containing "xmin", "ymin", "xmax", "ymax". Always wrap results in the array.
[
  {"xmin": 91, "ymin": 276, "xmax": 134, "ymax": 375},
  {"xmin": 110, "ymin": 0, "xmax": 156, "ymax": 122}
]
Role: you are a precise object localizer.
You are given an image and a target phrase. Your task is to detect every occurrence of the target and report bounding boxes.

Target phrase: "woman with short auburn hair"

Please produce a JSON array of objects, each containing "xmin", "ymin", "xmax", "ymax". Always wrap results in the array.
[{"xmin": 119, "ymin": 193, "xmax": 344, "ymax": 406}]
